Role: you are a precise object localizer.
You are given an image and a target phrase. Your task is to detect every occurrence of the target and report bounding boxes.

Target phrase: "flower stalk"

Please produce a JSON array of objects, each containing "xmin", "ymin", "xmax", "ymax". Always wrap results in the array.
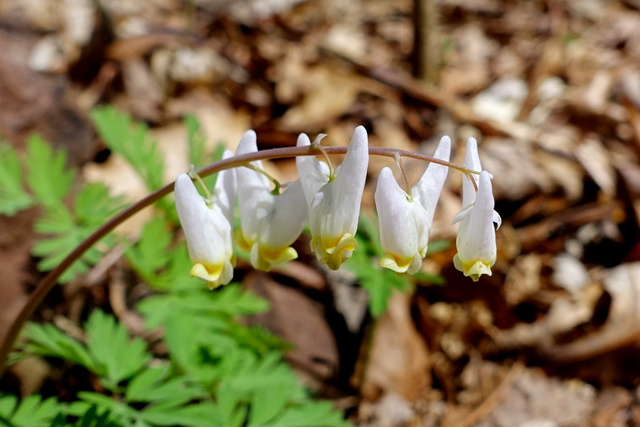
[{"xmin": 0, "ymin": 134, "xmax": 494, "ymax": 375}]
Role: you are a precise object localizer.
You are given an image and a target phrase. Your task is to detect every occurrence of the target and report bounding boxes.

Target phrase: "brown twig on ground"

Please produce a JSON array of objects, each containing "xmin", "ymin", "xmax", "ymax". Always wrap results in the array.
[{"xmin": 442, "ymin": 362, "xmax": 525, "ymax": 427}]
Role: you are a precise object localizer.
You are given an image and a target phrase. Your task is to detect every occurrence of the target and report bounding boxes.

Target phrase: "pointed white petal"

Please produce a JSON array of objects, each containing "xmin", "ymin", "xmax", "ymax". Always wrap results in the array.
[
  {"xmin": 235, "ymin": 131, "xmax": 308, "ymax": 270},
  {"xmin": 306, "ymin": 126, "xmax": 369, "ymax": 269},
  {"xmin": 454, "ymin": 171, "xmax": 497, "ymax": 281},
  {"xmin": 462, "ymin": 137, "xmax": 482, "ymax": 208},
  {"xmin": 413, "ymin": 135, "xmax": 451, "ymax": 227},
  {"xmin": 296, "ymin": 133, "xmax": 331, "ymax": 206},
  {"xmin": 317, "ymin": 126, "xmax": 369, "ymax": 241},
  {"xmin": 235, "ymin": 131, "xmax": 272, "ymax": 243},
  {"xmin": 175, "ymin": 173, "xmax": 234, "ymax": 288},
  {"xmin": 451, "ymin": 203, "xmax": 474, "ymax": 225},
  {"xmin": 375, "ymin": 167, "xmax": 430, "ymax": 274},
  {"xmin": 261, "ymin": 179, "xmax": 308, "ymax": 248},
  {"xmin": 213, "ymin": 149, "xmax": 236, "ymax": 225}
]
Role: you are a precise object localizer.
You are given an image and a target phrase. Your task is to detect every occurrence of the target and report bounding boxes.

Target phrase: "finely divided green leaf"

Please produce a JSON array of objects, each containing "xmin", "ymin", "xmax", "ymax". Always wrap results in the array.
[
  {"xmin": 124, "ymin": 217, "xmax": 198, "ymax": 291},
  {"xmin": 268, "ymin": 401, "xmax": 351, "ymax": 427},
  {"xmin": 185, "ymin": 114, "xmax": 206, "ymax": 168},
  {"xmin": 140, "ymin": 402, "xmax": 224, "ymax": 427},
  {"xmin": 20, "ymin": 323, "xmax": 97, "ymax": 371},
  {"xmin": 125, "ymin": 366, "xmax": 205, "ymax": 405},
  {"xmin": 85, "ymin": 311, "xmax": 150, "ymax": 389},
  {"xmin": 25, "ymin": 134, "xmax": 75, "ymax": 207},
  {"xmin": 90, "ymin": 106, "xmax": 164, "ymax": 192},
  {"xmin": 0, "ymin": 144, "xmax": 32, "ymax": 215},
  {"xmin": 0, "ymin": 394, "xmax": 65, "ymax": 427},
  {"xmin": 74, "ymin": 182, "xmax": 126, "ymax": 225},
  {"xmin": 31, "ymin": 182, "xmax": 121, "ymax": 283}
]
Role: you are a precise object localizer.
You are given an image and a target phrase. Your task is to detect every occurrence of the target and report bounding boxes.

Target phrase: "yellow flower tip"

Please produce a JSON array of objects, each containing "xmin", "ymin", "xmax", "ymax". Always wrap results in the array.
[
  {"xmin": 234, "ymin": 229, "xmax": 253, "ymax": 253},
  {"xmin": 190, "ymin": 262, "xmax": 225, "ymax": 289},
  {"xmin": 313, "ymin": 233, "xmax": 358, "ymax": 270},
  {"xmin": 453, "ymin": 255, "xmax": 493, "ymax": 282},
  {"xmin": 251, "ymin": 244, "xmax": 299, "ymax": 271},
  {"xmin": 379, "ymin": 253, "xmax": 414, "ymax": 273}
]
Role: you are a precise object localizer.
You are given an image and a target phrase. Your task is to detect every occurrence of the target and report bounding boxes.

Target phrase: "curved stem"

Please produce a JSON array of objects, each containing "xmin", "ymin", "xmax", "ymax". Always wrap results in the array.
[{"xmin": 0, "ymin": 144, "xmax": 478, "ymax": 373}]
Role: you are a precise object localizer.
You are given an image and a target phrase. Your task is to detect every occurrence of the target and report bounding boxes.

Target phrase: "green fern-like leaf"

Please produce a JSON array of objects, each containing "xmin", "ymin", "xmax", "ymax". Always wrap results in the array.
[
  {"xmin": 19, "ymin": 322, "xmax": 97, "ymax": 370},
  {"xmin": 90, "ymin": 106, "xmax": 164, "ymax": 193},
  {"xmin": 0, "ymin": 143, "xmax": 33, "ymax": 215},
  {"xmin": 0, "ymin": 394, "xmax": 65, "ymax": 427},
  {"xmin": 84, "ymin": 310, "xmax": 151, "ymax": 390},
  {"xmin": 19, "ymin": 311, "xmax": 150, "ymax": 392},
  {"xmin": 31, "ymin": 182, "xmax": 122, "ymax": 283},
  {"xmin": 124, "ymin": 217, "xmax": 200, "ymax": 291},
  {"xmin": 25, "ymin": 134, "xmax": 75, "ymax": 208}
]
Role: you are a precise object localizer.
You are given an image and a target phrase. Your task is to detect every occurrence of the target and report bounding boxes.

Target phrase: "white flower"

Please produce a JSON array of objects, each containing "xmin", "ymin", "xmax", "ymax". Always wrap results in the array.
[
  {"xmin": 235, "ymin": 130, "xmax": 308, "ymax": 271},
  {"xmin": 213, "ymin": 150, "xmax": 236, "ymax": 225},
  {"xmin": 296, "ymin": 126, "xmax": 369, "ymax": 270},
  {"xmin": 174, "ymin": 173, "xmax": 235, "ymax": 289},
  {"xmin": 375, "ymin": 136, "xmax": 451, "ymax": 273},
  {"xmin": 452, "ymin": 138, "xmax": 501, "ymax": 281}
]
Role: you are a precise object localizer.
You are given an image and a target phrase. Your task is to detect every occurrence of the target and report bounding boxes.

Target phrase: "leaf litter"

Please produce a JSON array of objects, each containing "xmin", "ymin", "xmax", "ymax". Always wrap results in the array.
[{"xmin": 3, "ymin": 0, "xmax": 640, "ymax": 425}]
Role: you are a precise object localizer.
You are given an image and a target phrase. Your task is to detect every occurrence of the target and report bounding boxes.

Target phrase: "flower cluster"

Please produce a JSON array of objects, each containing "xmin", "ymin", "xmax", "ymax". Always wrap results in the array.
[{"xmin": 174, "ymin": 127, "xmax": 500, "ymax": 288}]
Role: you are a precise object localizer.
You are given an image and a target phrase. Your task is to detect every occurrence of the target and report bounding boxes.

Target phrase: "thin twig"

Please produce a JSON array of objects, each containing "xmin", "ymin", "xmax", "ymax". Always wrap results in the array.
[{"xmin": 443, "ymin": 362, "xmax": 524, "ymax": 427}]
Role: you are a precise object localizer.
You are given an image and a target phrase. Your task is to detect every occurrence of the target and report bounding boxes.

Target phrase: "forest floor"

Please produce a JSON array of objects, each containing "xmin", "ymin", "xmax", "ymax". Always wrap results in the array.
[{"xmin": 3, "ymin": 0, "xmax": 640, "ymax": 426}]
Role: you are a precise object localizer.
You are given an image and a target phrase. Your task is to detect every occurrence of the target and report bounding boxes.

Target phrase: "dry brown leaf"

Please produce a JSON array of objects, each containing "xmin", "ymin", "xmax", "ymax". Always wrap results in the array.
[
  {"xmin": 602, "ymin": 262, "xmax": 640, "ymax": 327},
  {"xmin": 166, "ymin": 91, "xmax": 252, "ymax": 153},
  {"xmin": 474, "ymin": 366, "xmax": 595, "ymax": 427},
  {"xmin": 359, "ymin": 291, "xmax": 431, "ymax": 402},
  {"xmin": 575, "ymin": 135, "xmax": 616, "ymax": 196},
  {"xmin": 243, "ymin": 271, "xmax": 340, "ymax": 388},
  {"xmin": 503, "ymin": 254, "xmax": 544, "ymax": 306},
  {"xmin": 278, "ymin": 66, "xmax": 361, "ymax": 132},
  {"xmin": 440, "ymin": 22, "xmax": 494, "ymax": 97}
]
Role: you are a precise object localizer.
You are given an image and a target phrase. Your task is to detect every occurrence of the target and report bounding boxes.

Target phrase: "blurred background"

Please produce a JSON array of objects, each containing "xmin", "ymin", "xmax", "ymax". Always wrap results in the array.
[{"xmin": 2, "ymin": 0, "xmax": 640, "ymax": 425}]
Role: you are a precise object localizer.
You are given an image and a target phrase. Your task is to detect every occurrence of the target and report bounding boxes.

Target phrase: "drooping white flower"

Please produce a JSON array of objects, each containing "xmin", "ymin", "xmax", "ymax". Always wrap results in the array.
[
  {"xmin": 174, "ymin": 173, "xmax": 235, "ymax": 289},
  {"xmin": 452, "ymin": 138, "xmax": 501, "ymax": 281},
  {"xmin": 296, "ymin": 126, "xmax": 369, "ymax": 270},
  {"xmin": 235, "ymin": 130, "xmax": 308, "ymax": 271},
  {"xmin": 375, "ymin": 136, "xmax": 451, "ymax": 273},
  {"xmin": 213, "ymin": 150, "xmax": 236, "ymax": 225}
]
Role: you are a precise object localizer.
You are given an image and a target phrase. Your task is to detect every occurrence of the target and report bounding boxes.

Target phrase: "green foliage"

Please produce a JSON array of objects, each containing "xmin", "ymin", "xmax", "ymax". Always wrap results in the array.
[
  {"xmin": 20, "ymin": 310, "xmax": 150, "ymax": 392},
  {"xmin": 346, "ymin": 214, "xmax": 444, "ymax": 316},
  {"xmin": 32, "ymin": 183, "xmax": 124, "ymax": 282},
  {"xmin": 214, "ymin": 350, "xmax": 349, "ymax": 427},
  {"xmin": 124, "ymin": 217, "xmax": 198, "ymax": 291},
  {"xmin": 0, "ymin": 143, "xmax": 33, "ymax": 215},
  {"xmin": 52, "ymin": 406, "xmax": 122, "ymax": 427},
  {"xmin": 0, "ymin": 134, "xmax": 124, "ymax": 283},
  {"xmin": 5, "ymin": 106, "xmax": 352, "ymax": 426},
  {"xmin": 25, "ymin": 134, "xmax": 76, "ymax": 208},
  {"xmin": 84, "ymin": 311, "xmax": 151, "ymax": 390},
  {"xmin": 17, "ymin": 291, "xmax": 349, "ymax": 427},
  {"xmin": 0, "ymin": 394, "xmax": 64, "ymax": 427},
  {"xmin": 90, "ymin": 106, "xmax": 165, "ymax": 193},
  {"xmin": 185, "ymin": 114, "xmax": 206, "ymax": 168}
]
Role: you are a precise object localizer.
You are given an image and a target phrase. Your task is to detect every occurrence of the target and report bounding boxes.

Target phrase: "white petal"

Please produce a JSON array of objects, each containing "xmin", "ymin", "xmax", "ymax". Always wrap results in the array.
[
  {"xmin": 299, "ymin": 126, "xmax": 369, "ymax": 269},
  {"xmin": 235, "ymin": 131, "xmax": 308, "ymax": 270},
  {"xmin": 261, "ymin": 179, "xmax": 308, "ymax": 247},
  {"xmin": 213, "ymin": 149, "xmax": 236, "ymax": 225},
  {"xmin": 316, "ymin": 125, "xmax": 368, "ymax": 239},
  {"xmin": 457, "ymin": 171, "xmax": 497, "ymax": 268},
  {"xmin": 174, "ymin": 173, "xmax": 233, "ymax": 273},
  {"xmin": 462, "ymin": 137, "xmax": 482, "ymax": 208},
  {"xmin": 375, "ymin": 167, "xmax": 430, "ymax": 273},
  {"xmin": 413, "ymin": 135, "xmax": 451, "ymax": 227},
  {"xmin": 235, "ymin": 131, "xmax": 273, "ymax": 242},
  {"xmin": 296, "ymin": 132, "xmax": 331, "ymax": 206}
]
